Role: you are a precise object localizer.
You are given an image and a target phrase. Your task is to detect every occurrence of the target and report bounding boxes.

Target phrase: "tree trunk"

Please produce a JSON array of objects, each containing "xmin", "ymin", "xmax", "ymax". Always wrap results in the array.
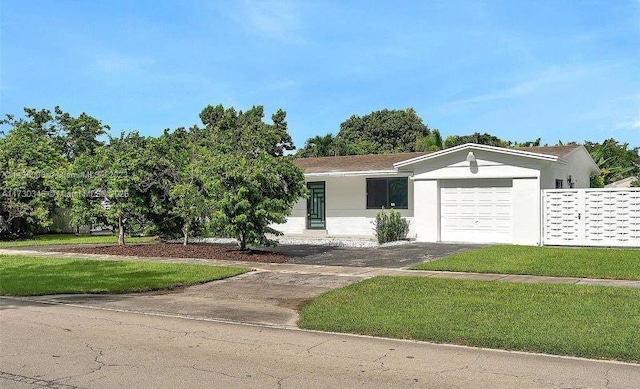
[
  {"xmin": 118, "ymin": 216, "xmax": 125, "ymax": 246},
  {"xmin": 239, "ymin": 232, "xmax": 247, "ymax": 251},
  {"xmin": 182, "ymin": 223, "xmax": 190, "ymax": 246}
]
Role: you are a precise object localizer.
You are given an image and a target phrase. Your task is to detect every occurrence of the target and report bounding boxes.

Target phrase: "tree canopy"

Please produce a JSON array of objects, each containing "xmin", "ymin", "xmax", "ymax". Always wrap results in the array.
[
  {"xmin": 585, "ymin": 139, "xmax": 640, "ymax": 187},
  {"xmin": 1, "ymin": 105, "xmax": 306, "ymax": 248},
  {"xmin": 68, "ymin": 131, "xmax": 153, "ymax": 245},
  {"xmin": 337, "ymin": 108, "xmax": 430, "ymax": 154},
  {"xmin": 198, "ymin": 104, "xmax": 306, "ymax": 250},
  {"xmin": 296, "ymin": 108, "xmax": 433, "ymax": 157},
  {"xmin": 0, "ymin": 125, "xmax": 67, "ymax": 238},
  {"xmin": 0, "ymin": 107, "xmax": 109, "ymax": 239},
  {"xmin": 443, "ymin": 132, "xmax": 509, "ymax": 148}
]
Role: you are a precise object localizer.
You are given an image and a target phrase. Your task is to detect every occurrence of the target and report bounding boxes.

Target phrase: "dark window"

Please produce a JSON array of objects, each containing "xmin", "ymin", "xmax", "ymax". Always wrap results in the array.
[
  {"xmin": 366, "ymin": 178, "xmax": 408, "ymax": 209},
  {"xmin": 555, "ymin": 179, "xmax": 564, "ymax": 189}
]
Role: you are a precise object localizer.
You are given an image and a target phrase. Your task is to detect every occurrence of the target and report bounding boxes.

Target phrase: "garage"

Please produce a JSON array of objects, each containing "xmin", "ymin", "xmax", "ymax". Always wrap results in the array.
[{"xmin": 440, "ymin": 179, "xmax": 513, "ymax": 243}]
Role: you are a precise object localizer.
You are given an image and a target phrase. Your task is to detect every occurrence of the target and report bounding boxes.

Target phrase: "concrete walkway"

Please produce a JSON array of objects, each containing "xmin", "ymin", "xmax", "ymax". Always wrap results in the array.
[{"xmin": 2, "ymin": 248, "xmax": 639, "ymax": 288}]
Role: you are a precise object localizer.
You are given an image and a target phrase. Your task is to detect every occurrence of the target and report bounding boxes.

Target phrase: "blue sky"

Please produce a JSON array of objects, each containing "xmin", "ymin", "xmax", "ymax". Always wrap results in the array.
[{"xmin": 2, "ymin": 0, "xmax": 639, "ymax": 148}]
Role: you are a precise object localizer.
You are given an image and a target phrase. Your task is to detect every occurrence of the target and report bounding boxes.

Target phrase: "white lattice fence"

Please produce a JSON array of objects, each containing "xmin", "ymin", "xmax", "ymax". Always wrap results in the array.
[
  {"xmin": 543, "ymin": 190, "xmax": 582, "ymax": 245},
  {"xmin": 543, "ymin": 188, "xmax": 640, "ymax": 247}
]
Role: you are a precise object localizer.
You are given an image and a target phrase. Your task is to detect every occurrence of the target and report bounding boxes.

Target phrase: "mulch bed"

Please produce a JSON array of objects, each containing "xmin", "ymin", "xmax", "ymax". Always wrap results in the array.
[{"xmin": 55, "ymin": 243, "xmax": 288, "ymax": 263}]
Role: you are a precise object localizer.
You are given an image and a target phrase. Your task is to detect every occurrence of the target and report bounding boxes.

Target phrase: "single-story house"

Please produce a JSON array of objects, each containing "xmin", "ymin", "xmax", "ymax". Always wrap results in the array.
[{"xmin": 276, "ymin": 143, "xmax": 601, "ymax": 245}]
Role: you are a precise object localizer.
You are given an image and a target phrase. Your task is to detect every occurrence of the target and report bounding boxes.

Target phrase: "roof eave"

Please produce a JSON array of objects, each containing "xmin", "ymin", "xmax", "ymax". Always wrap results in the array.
[
  {"xmin": 394, "ymin": 143, "xmax": 561, "ymax": 168},
  {"xmin": 304, "ymin": 169, "xmax": 400, "ymax": 177}
]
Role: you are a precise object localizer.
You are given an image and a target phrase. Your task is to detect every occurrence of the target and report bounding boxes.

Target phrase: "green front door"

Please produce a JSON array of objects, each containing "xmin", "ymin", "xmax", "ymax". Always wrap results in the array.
[{"xmin": 306, "ymin": 181, "xmax": 326, "ymax": 229}]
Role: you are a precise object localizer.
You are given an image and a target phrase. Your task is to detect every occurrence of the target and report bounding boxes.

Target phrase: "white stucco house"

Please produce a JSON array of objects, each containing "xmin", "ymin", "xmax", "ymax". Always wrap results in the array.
[{"xmin": 276, "ymin": 143, "xmax": 601, "ymax": 245}]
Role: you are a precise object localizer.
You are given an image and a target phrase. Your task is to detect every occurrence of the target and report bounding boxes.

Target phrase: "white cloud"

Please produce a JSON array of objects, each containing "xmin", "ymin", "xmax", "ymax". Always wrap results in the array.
[
  {"xmin": 614, "ymin": 118, "xmax": 640, "ymax": 131},
  {"xmin": 239, "ymin": 0, "xmax": 303, "ymax": 43},
  {"xmin": 442, "ymin": 62, "xmax": 624, "ymax": 109},
  {"xmin": 269, "ymin": 79, "xmax": 297, "ymax": 90},
  {"xmin": 94, "ymin": 52, "xmax": 153, "ymax": 74}
]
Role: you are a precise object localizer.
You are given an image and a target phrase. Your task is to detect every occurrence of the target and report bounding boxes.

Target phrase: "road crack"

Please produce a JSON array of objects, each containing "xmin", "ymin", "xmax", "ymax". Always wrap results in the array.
[
  {"xmin": 305, "ymin": 339, "xmax": 330, "ymax": 354},
  {"xmin": 604, "ymin": 368, "xmax": 612, "ymax": 389},
  {"xmin": 1, "ymin": 370, "xmax": 83, "ymax": 388},
  {"xmin": 50, "ymin": 343, "xmax": 106, "ymax": 384}
]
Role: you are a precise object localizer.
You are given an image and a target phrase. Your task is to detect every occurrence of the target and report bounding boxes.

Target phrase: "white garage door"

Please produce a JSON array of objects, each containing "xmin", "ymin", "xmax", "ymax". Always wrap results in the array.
[{"xmin": 440, "ymin": 179, "xmax": 513, "ymax": 243}]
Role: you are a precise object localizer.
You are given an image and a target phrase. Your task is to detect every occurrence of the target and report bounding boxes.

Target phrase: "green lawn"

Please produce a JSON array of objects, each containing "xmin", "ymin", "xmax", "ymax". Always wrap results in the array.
[
  {"xmin": 0, "ymin": 234, "xmax": 156, "ymax": 248},
  {"xmin": 0, "ymin": 255, "xmax": 250, "ymax": 296},
  {"xmin": 412, "ymin": 245, "xmax": 640, "ymax": 280},
  {"xmin": 299, "ymin": 276, "xmax": 640, "ymax": 363}
]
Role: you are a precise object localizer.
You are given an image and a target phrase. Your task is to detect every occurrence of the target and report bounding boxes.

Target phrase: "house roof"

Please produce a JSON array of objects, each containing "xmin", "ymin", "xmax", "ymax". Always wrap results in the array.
[
  {"xmin": 516, "ymin": 145, "xmax": 581, "ymax": 158},
  {"xmin": 394, "ymin": 143, "xmax": 583, "ymax": 168},
  {"xmin": 294, "ymin": 144, "xmax": 585, "ymax": 175},
  {"xmin": 294, "ymin": 151, "xmax": 431, "ymax": 174}
]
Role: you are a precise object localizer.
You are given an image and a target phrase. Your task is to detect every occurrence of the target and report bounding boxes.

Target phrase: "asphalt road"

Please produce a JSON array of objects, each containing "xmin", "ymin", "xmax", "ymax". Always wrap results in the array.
[{"xmin": 2, "ymin": 298, "xmax": 639, "ymax": 388}]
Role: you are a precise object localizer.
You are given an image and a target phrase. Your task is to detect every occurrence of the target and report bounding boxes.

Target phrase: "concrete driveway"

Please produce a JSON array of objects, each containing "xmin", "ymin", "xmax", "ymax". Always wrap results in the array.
[
  {"xmin": 24, "ymin": 270, "xmax": 364, "ymax": 327},
  {"xmin": 268, "ymin": 242, "xmax": 485, "ymax": 268}
]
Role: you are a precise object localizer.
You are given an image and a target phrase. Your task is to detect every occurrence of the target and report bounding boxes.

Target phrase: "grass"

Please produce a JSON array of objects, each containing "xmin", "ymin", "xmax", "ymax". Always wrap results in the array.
[
  {"xmin": 411, "ymin": 245, "xmax": 640, "ymax": 280},
  {"xmin": 0, "ymin": 255, "xmax": 250, "ymax": 296},
  {"xmin": 0, "ymin": 233, "xmax": 156, "ymax": 248},
  {"xmin": 299, "ymin": 276, "xmax": 640, "ymax": 363}
]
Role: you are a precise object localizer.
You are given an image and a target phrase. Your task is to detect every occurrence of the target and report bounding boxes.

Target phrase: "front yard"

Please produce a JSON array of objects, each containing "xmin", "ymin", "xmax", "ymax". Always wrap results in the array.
[
  {"xmin": 299, "ymin": 276, "xmax": 640, "ymax": 363},
  {"xmin": 412, "ymin": 245, "xmax": 640, "ymax": 280},
  {"xmin": 0, "ymin": 255, "xmax": 250, "ymax": 296}
]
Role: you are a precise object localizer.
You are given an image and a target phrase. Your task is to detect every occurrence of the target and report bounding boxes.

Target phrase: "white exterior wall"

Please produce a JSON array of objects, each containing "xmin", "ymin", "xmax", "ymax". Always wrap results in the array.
[
  {"xmin": 512, "ymin": 177, "xmax": 541, "ymax": 245},
  {"xmin": 273, "ymin": 175, "xmax": 415, "ymax": 238},
  {"xmin": 540, "ymin": 148, "xmax": 594, "ymax": 189},
  {"xmin": 413, "ymin": 180, "xmax": 439, "ymax": 242},
  {"xmin": 274, "ymin": 199, "xmax": 306, "ymax": 234}
]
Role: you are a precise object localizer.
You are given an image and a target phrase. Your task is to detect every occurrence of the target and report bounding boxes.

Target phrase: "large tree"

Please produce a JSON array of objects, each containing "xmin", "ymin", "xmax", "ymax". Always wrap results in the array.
[
  {"xmin": 198, "ymin": 104, "xmax": 306, "ymax": 250},
  {"xmin": 146, "ymin": 126, "xmax": 213, "ymax": 245},
  {"xmin": 0, "ymin": 125, "xmax": 67, "ymax": 238},
  {"xmin": 296, "ymin": 108, "xmax": 431, "ymax": 156},
  {"xmin": 336, "ymin": 108, "xmax": 430, "ymax": 154},
  {"xmin": 0, "ymin": 107, "xmax": 109, "ymax": 238},
  {"xmin": 68, "ymin": 132, "xmax": 153, "ymax": 245}
]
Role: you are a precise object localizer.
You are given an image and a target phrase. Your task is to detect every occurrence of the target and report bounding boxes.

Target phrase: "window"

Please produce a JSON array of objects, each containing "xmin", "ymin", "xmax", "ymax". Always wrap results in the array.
[
  {"xmin": 366, "ymin": 178, "xmax": 408, "ymax": 209},
  {"xmin": 555, "ymin": 179, "xmax": 564, "ymax": 189}
]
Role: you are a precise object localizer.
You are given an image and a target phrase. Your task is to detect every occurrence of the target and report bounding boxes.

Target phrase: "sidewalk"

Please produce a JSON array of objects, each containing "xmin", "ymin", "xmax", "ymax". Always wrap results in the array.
[{"xmin": 2, "ymin": 248, "xmax": 639, "ymax": 288}]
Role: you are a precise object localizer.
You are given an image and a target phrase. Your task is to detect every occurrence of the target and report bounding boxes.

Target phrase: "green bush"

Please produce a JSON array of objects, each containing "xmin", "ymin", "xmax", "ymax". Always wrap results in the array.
[{"xmin": 373, "ymin": 208, "xmax": 410, "ymax": 244}]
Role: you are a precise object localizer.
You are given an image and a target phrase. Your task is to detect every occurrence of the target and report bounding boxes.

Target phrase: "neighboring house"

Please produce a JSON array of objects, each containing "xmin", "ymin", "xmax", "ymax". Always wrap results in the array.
[
  {"xmin": 605, "ymin": 176, "xmax": 637, "ymax": 188},
  {"xmin": 276, "ymin": 143, "xmax": 600, "ymax": 245}
]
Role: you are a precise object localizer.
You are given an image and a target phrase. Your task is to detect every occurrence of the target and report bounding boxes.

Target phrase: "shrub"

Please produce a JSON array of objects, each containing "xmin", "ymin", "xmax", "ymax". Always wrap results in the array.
[{"xmin": 373, "ymin": 208, "xmax": 410, "ymax": 244}]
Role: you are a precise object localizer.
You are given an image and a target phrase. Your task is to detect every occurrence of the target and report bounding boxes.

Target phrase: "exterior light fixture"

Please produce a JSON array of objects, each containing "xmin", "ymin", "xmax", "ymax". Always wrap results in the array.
[{"xmin": 466, "ymin": 151, "xmax": 476, "ymax": 162}]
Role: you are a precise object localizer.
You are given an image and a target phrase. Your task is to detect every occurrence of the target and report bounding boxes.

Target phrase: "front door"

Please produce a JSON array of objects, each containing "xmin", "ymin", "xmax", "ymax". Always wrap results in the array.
[{"xmin": 306, "ymin": 181, "xmax": 326, "ymax": 229}]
